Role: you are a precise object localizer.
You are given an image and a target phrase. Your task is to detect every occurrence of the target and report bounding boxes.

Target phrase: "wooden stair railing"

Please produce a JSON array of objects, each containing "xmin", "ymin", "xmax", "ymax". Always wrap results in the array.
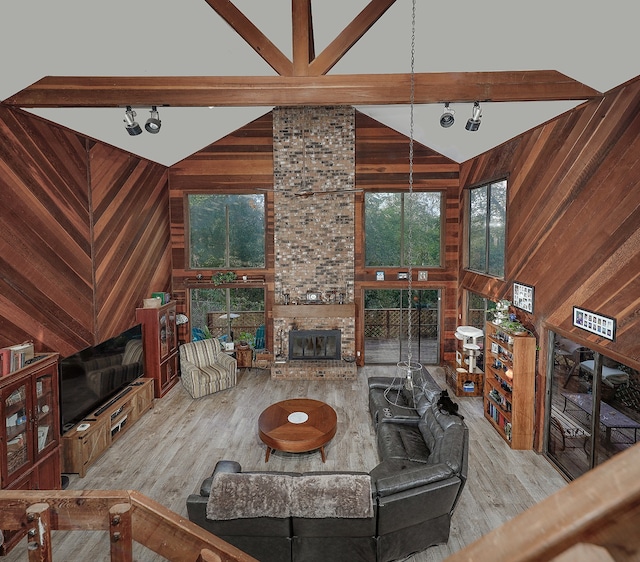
[
  {"xmin": 446, "ymin": 442, "xmax": 640, "ymax": 561},
  {"xmin": 0, "ymin": 490, "xmax": 257, "ymax": 562}
]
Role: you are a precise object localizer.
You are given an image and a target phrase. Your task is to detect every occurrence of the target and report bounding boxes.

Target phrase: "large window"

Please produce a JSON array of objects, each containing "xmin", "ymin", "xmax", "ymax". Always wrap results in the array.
[
  {"xmin": 365, "ymin": 192, "xmax": 442, "ymax": 267},
  {"xmin": 188, "ymin": 194, "xmax": 265, "ymax": 269},
  {"xmin": 190, "ymin": 287, "xmax": 265, "ymax": 343},
  {"xmin": 468, "ymin": 179, "xmax": 507, "ymax": 277},
  {"xmin": 466, "ymin": 291, "xmax": 497, "ymax": 330}
]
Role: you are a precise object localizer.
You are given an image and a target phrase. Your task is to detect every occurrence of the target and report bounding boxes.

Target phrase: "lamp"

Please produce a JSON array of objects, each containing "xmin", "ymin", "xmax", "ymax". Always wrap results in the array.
[
  {"xmin": 384, "ymin": 0, "xmax": 422, "ymax": 411},
  {"xmin": 439, "ymin": 103, "xmax": 455, "ymax": 128},
  {"xmin": 175, "ymin": 314, "xmax": 189, "ymax": 326},
  {"xmin": 145, "ymin": 106, "xmax": 162, "ymax": 134},
  {"xmin": 465, "ymin": 101, "xmax": 482, "ymax": 131},
  {"xmin": 123, "ymin": 106, "xmax": 142, "ymax": 136}
]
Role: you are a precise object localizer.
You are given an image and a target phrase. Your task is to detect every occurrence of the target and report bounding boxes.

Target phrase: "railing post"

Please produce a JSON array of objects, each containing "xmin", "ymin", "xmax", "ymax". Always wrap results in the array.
[
  {"xmin": 25, "ymin": 503, "xmax": 52, "ymax": 562},
  {"xmin": 109, "ymin": 503, "xmax": 133, "ymax": 562},
  {"xmin": 197, "ymin": 549, "xmax": 223, "ymax": 562}
]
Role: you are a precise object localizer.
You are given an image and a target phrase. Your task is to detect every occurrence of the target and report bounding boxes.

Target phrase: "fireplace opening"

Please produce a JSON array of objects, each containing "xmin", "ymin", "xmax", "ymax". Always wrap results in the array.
[{"xmin": 289, "ymin": 330, "xmax": 341, "ymax": 361}]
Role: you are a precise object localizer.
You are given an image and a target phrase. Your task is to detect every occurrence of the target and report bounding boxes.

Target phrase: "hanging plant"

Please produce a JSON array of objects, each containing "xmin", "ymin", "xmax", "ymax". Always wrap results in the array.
[{"xmin": 212, "ymin": 271, "xmax": 237, "ymax": 286}]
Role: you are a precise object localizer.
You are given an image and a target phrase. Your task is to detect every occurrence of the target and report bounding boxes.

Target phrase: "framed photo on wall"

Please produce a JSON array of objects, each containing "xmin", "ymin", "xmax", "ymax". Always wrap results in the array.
[
  {"xmin": 512, "ymin": 282, "xmax": 534, "ymax": 313},
  {"xmin": 573, "ymin": 306, "xmax": 616, "ymax": 341}
]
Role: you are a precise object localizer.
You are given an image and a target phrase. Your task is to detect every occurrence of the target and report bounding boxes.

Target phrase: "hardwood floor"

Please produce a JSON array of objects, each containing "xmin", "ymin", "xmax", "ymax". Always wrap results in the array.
[{"xmin": 4, "ymin": 366, "xmax": 567, "ymax": 561}]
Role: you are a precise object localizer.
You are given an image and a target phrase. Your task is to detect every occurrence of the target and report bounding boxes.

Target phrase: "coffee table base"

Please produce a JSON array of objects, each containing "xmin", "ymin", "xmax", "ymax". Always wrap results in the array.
[{"xmin": 264, "ymin": 444, "xmax": 328, "ymax": 463}]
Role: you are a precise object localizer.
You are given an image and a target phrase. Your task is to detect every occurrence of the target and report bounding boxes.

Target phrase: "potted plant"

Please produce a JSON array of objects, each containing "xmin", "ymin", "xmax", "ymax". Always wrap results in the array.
[
  {"xmin": 212, "ymin": 271, "xmax": 237, "ymax": 286},
  {"xmin": 237, "ymin": 331, "xmax": 255, "ymax": 348}
]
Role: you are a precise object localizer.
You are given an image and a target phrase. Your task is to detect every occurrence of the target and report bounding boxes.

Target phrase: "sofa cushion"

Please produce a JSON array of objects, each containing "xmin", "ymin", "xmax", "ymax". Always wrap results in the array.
[
  {"xmin": 207, "ymin": 472, "xmax": 374, "ymax": 521},
  {"xmin": 377, "ymin": 422, "xmax": 430, "ymax": 463},
  {"xmin": 207, "ymin": 473, "xmax": 291, "ymax": 520},
  {"xmin": 419, "ymin": 403, "xmax": 466, "ymax": 473},
  {"xmin": 290, "ymin": 474, "xmax": 373, "ymax": 519}
]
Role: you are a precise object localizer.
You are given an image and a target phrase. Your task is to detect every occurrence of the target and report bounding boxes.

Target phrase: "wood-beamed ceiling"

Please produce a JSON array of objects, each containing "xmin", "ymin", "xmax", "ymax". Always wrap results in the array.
[{"xmin": 2, "ymin": 0, "xmax": 601, "ymax": 109}]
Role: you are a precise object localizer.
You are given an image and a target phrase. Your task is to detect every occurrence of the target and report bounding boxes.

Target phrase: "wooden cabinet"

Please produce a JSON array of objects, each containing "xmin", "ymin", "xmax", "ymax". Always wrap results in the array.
[
  {"xmin": 483, "ymin": 322, "xmax": 536, "ymax": 450},
  {"xmin": 1, "ymin": 354, "xmax": 61, "ymax": 554},
  {"xmin": 235, "ymin": 345, "xmax": 253, "ymax": 368},
  {"xmin": 62, "ymin": 378, "xmax": 154, "ymax": 477},
  {"xmin": 136, "ymin": 301, "xmax": 179, "ymax": 398}
]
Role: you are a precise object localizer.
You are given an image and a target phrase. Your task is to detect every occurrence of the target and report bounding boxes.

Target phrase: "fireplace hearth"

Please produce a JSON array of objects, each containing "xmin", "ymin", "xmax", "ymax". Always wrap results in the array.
[{"xmin": 288, "ymin": 329, "xmax": 341, "ymax": 361}]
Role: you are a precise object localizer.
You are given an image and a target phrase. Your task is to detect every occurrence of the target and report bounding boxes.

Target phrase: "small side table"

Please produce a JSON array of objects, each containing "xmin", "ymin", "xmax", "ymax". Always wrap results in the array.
[{"xmin": 235, "ymin": 346, "xmax": 253, "ymax": 368}]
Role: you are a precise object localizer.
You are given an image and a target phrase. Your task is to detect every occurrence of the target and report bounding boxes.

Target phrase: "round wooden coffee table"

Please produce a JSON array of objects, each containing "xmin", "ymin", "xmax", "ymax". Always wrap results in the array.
[{"xmin": 258, "ymin": 398, "xmax": 337, "ymax": 463}]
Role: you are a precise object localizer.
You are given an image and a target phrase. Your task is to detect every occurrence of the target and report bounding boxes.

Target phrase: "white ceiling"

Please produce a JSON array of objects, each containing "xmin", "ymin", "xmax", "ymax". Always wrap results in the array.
[{"xmin": 2, "ymin": 0, "xmax": 639, "ymax": 167}]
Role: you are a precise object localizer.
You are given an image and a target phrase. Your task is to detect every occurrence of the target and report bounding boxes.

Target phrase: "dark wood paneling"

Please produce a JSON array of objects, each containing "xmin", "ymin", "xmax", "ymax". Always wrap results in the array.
[
  {"xmin": 90, "ymin": 144, "xmax": 170, "ymax": 342},
  {"xmin": 460, "ymin": 79, "xmax": 640, "ymax": 448},
  {"xmin": 0, "ymin": 107, "xmax": 92, "ymax": 355},
  {"xmin": 0, "ymin": 107, "xmax": 171, "ymax": 356}
]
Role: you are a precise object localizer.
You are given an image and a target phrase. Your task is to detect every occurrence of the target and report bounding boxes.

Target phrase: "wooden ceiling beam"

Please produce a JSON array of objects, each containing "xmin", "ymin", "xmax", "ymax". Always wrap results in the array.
[
  {"xmin": 308, "ymin": 0, "xmax": 398, "ymax": 76},
  {"xmin": 2, "ymin": 71, "xmax": 602, "ymax": 108},
  {"xmin": 292, "ymin": 0, "xmax": 314, "ymax": 75},
  {"xmin": 203, "ymin": 0, "xmax": 293, "ymax": 76}
]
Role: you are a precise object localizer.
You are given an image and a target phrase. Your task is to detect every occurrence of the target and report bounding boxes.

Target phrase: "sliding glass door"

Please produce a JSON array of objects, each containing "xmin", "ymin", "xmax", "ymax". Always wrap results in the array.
[
  {"xmin": 546, "ymin": 332, "xmax": 640, "ymax": 480},
  {"xmin": 363, "ymin": 289, "xmax": 440, "ymax": 365}
]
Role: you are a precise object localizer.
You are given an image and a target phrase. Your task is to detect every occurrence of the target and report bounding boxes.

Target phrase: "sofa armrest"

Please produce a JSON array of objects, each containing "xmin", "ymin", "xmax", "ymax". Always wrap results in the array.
[
  {"xmin": 368, "ymin": 376, "xmax": 402, "ymax": 390},
  {"xmin": 216, "ymin": 351, "xmax": 237, "ymax": 370},
  {"xmin": 199, "ymin": 460, "xmax": 242, "ymax": 496},
  {"xmin": 371, "ymin": 460, "xmax": 454, "ymax": 497}
]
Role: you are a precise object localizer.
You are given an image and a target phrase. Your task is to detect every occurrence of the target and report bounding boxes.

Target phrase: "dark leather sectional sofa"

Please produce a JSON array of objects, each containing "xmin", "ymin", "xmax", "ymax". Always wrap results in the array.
[{"xmin": 187, "ymin": 368, "xmax": 469, "ymax": 561}]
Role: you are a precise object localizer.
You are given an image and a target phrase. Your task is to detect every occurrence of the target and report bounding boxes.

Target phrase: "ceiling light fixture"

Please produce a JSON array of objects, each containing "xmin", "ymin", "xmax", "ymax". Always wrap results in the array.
[
  {"xmin": 145, "ymin": 106, "xmax": 162, "ymax": 134},
  {"xmin": 123, "ymin": 106, "xmax": 142, "ymax": 136},
  {"xmin": 439, "ymin": 103, "xmax": 455, "ymax": 128},
  {"xmin": 465, "ymin": 101, "xmax": 482, "ymax": 132}
]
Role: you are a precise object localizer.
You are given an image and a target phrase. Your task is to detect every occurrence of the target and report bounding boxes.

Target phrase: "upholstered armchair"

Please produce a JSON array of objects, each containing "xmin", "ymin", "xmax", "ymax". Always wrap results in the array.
[{"xmin": 179, "ymin": 338, "xmax": 237, "ymax": 399}]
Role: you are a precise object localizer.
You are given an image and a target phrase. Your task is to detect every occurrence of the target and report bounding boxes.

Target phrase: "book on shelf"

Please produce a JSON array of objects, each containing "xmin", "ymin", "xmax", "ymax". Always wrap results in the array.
[{"xmin": 0, "ymin": 342, "xmax": 34, "ymax": 375}]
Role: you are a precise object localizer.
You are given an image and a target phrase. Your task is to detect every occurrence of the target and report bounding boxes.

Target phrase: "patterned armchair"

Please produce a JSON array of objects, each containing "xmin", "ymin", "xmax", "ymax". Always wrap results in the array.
[{"xmin": 179, "ymin": 338, "xmax": 237, "ymax": 399}]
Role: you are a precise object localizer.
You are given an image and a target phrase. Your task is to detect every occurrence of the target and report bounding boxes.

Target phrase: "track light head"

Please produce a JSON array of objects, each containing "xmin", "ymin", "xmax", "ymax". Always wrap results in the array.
[
  {"xmin": 439, "ymin": 103, "xmax": 455, "ymax": 128},
  {"xmin": 145, "ymin": 106, "xmax": 161, "ymax": 134},
  {"xmin": 465, "ymin": 101, "xmax": 482, "ymax": 132},
  {"xmin": 123, "ymin": 106, "xmax": 142, "ymax": 136}
]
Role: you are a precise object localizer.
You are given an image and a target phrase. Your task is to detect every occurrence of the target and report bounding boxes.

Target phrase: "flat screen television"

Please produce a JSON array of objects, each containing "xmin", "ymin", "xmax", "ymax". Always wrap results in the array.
[{"xmin": 59, "ymin": 324, "xmax": 144, "ymax": 433}]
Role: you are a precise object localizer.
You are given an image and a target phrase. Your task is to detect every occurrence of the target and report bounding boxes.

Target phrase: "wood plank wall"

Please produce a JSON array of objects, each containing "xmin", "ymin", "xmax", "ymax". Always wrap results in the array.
[
  {"xmin": 0, "ymin": 107, "xmax": 170, "ymax": 356},
  {"xmin": 460, "ymin": 78, "xmax": 640, "ymax": 447}
]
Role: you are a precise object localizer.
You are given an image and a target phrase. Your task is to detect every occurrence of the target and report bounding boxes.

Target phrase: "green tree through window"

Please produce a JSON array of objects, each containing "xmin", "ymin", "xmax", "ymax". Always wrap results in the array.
[
  {"xmin": 188, "ymin": 194, "xmax": 265, "ymax": 269},
  {"xmin": 468, "ymin": 180, "xmax": 506, "ymax": 277},
  {"xmin": 365, "ymin": 192, "xmax": 442, "ymax": 267}
]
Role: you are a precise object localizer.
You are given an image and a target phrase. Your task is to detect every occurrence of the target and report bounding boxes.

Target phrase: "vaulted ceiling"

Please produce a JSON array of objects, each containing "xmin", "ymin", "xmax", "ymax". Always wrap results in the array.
[{"xmin": 2, "ymin": 0, "xmax": 639, "ymax": 166}]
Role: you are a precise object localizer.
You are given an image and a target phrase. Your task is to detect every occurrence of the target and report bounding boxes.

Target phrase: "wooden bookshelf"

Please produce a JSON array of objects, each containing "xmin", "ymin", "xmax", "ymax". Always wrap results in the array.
[{"xmin": 483, "ymin": 321, "xmax": 536, "ymax": 450}]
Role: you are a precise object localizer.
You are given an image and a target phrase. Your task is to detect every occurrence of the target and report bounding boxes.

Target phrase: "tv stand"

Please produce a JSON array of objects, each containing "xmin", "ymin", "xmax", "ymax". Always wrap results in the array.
[
  {"xmin": 93, "ymin": 385, "xmax": 133, "ymax": 417},
  {"xmin": 61, "ymin": 378, "xmax": 154, "ymax": 477}
]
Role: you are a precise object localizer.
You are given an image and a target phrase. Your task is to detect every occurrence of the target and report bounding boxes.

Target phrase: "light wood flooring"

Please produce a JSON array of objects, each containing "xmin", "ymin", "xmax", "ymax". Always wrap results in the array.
[{"xmin": 4, "ymin": 366, "xmax": 567, "ymax": 561}]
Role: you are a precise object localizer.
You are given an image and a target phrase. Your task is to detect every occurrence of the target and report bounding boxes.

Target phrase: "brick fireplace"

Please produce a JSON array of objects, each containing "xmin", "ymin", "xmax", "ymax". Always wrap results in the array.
[{"xmin": 271, "ymin": 106, "xmax": 356, "ymax": 380}]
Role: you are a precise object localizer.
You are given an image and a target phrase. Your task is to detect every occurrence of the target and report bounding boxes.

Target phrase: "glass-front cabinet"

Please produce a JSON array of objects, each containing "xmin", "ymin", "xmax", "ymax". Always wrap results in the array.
[
  {"xmin": 4, "ymin": 380, "xmax": 31, "ymax": 483},
  {"xmin": 137, "ymin": 301, "xmax": 179, "ymax": 398},
  {"xmin": 1, "ymin": 354, "xmax": 61, "ymax": 555},
  {"xmin": 1, "ymin": 355, "xmax": 60, "ymax": 488}
]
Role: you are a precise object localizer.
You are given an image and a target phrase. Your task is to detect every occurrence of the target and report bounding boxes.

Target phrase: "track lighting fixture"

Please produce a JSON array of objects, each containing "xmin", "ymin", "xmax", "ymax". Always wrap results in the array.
[
  {"xmin": 439, "ymin": 103, "xmax": 455, "ymax": 128},
  {"xmin": 145, "ymin": 106, "xmax": 161, "ymax": 134},
  {"xmin": 123, "ymin": 106, "xmax": 142, "ymax": 136},
  {"xmin": 465, "ymin": 101, "xmax": 482, "ymax": 132}
]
